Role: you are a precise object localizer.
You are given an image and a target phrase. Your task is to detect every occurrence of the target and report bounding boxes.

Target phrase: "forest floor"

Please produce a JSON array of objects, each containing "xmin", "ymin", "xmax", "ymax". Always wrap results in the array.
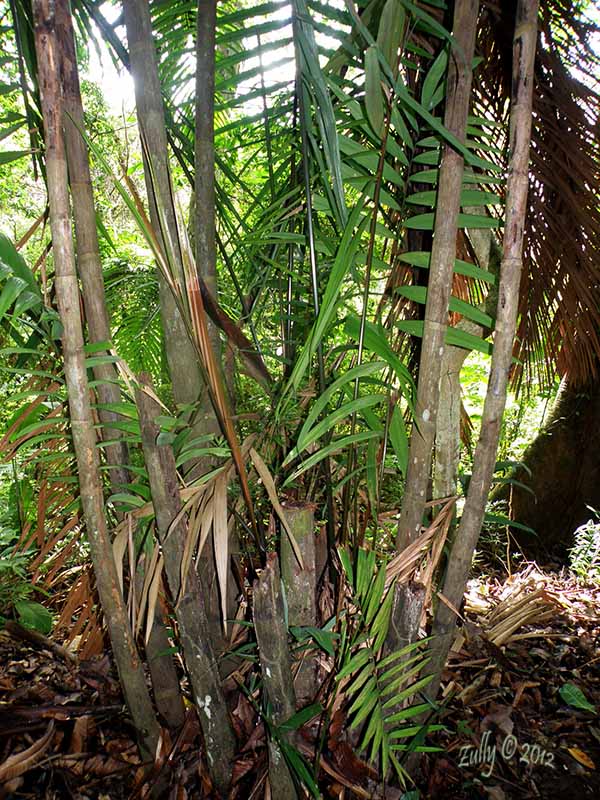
[{"xmin": 0, "ymin": 563, "xmax": 598, "ymax": 800}]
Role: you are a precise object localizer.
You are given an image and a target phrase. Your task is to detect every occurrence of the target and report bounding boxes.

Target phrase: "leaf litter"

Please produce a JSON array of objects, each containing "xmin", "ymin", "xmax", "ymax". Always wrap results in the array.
[{"xmin": 0, "ymin": 563, "xmax": 598, "ymax": 798}]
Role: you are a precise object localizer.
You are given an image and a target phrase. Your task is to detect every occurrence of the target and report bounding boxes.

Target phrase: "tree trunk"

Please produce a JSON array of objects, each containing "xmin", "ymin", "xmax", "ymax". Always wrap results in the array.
[
  {"xmin": 433, "ymin": 346, "xmax": 467, "ymax": 500},
  {"xmin": 494, "ymin": 375, "xmax": 600, "ymax": 556},
  {"xmin": 280, "ymin": 501, "xmax": 317, "ymax": 707},
  {"xmin": 33, "ymin": 0, "xmax": 160, "ymax": 761},
  {"xmin": 428, "ymin": 0, "xmax": 539, "ymax": 698},
  {"xmin": 135, "ymin": 374, "xmax": 236, "ymax": 793},
  {"xmin": 254, "ymin": 553, "xmax": 298, "ymax": 800},
  {"xmin": 397, "ymin": 0, "xmax": 480, "ymax": 551}
]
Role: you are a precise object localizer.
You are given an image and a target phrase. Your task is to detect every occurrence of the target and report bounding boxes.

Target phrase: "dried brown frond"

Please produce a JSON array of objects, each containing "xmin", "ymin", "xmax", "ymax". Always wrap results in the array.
[{"xmin": 478, "ymin": 0, "xmax": 600, "ymax": 389}]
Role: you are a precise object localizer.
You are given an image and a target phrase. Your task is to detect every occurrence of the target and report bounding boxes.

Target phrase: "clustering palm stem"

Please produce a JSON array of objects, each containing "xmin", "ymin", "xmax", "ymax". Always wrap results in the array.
[{"xmin": 31, "ymin": 0, "xmax": 160, "ymax": 761}]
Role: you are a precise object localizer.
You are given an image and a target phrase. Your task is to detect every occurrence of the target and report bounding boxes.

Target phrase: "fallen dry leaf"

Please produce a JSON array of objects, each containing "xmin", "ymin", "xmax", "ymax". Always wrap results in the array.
[
  {"xmin": 567, "ymin": 747, "xmax": 596, "ymax": 769},
  {"xmin": 0, "ymin": 721, "xmax": 55, "ymax": 784}
]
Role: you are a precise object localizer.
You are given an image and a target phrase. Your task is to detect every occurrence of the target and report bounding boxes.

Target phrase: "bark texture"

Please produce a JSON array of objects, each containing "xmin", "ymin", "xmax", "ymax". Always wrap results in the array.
[
  {"xmin": 397, "ymin": 0, "xmax": 480, "ymax": 550},
  {"xmin": 428, "ymin": 0, "xmax": 539, "ymax": 697},
  {"xmin": 494, "ymin": 375, "xmax": 600, "ymax": 555},
  {"xmin": 135, "ymin": 375, "xmax": 235, "ymax": 792},
  {"xmin": 254, "ymin": 554, "xmax": 298, "ymax": 799},
  {"xmin": 33, "ymin": 0, "xmax": 160, "ymax": 761},
  {"xmin": 280, "ymin": 502, "xmax": 317, "ymax": 706}
]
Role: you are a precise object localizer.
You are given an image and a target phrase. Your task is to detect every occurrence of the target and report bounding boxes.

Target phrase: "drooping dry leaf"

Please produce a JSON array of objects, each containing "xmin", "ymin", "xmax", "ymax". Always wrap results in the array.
[
  {"xmin": 112, "ymin": 521, "xmax": 129, "ymax": 594},
  {"xmin": 144, "ymin": 554, "xmax": 164, "ymax": 646},
  {"xmin": 179, "ymin": 488, "xmax": 210, "ymax": 602},
  {"xmin": 213, "ymin": 472, "xmax": 229, "ymax": 633},
  {"xmin": 386, "ymin": 498, "xmax": 455, "ymax": 587},
  {"xmin": 249, "ymin": 447, "xmax": 303, "ymax": 568},
  {"xmin": 135, "ymin": 542, "xmax": 160, "ymax": 640}
]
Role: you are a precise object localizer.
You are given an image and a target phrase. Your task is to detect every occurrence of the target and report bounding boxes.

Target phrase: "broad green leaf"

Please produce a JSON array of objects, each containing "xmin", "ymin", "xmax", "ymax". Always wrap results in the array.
[
  {"xmin": 283, "ymin": 431, "xmax": 381, "ymax": 487},
  {"xmin": 350, "ymin": 689, "xmax": 379, "ymax": 728},
  {"xmin": 344, "ymin": 314, "xmax": 415, "ymax": 403},
  {"xmin": 337, "ymin": 646, "xmax": 374, "ymax": 680},
  {"xmin": 397, "ymin": 319, "xmax": 493, "ymax": 356},
  {"xmin": 371, "ymin": 584, "xmax": 396, "ymax": 650},
  {"xmin": 421, "ymin": 48, "xmax": 448, "ymax": 110},
  {"xmin": 279, "ymin": 703, "xmax": 323, "ymax": 732},
  {"xmin": 406, "ymin": 189, "xmax": 501, "ymax": 208},
  {"xmin": 383, "ymin": 675, "xmax": 436, "ymax": 719},
  {"xmin": 15, "ymin": 601, "xmax": 53, "ymax": 635},
  {"xmin": 483, "ymin": 512, "xmax": 536, "ymax": 535},
  {"xmin": 108, "ymin": 492, "xmax": 146, "ymax": 508},
  {"xmin": 348, "ymin": 675, "xmax": 378, "ymax": 716},
  {"xmin": 295, "ymin": 360, "xmax": 385, "ymax": 447},
  {"xmin": 381, "ymin": 658, "xmax": 432, "ymax": 702},
  {"xmin": 291, "ymin": 624, "xmax": 338, "ymax": 656},
  {"xmin": 559, "ymin": 683, "xmax": 596, "ymax": 714},
  {"xmin": 279, "ymin": 201, "xmax": 367, "ymax": 405},
  {"xmin": 286, "ymin": 394, "xmax": 386, "ymax": 464},
  {"xmin": 397, "ymin": 285, "xmax": 493, "ymax": 328},
  {"xmin": 365, "ymin": 45, "xmax": 384, "ymax": 135},
  {"xmin": 294, "ymin": 0, "xmax": 347, "ymax": 226},
  {"xmin": 412, "ymin": 150, "xmax": 440, "ymax": 166},
  {"xmin": 388, "ymin": 724, "xmax": 445, "ymax": 739},
  {"xmin": 380, "ymin": 652, "xmax": 427, "ymax": 685},
  {"xmin": 94, "ymin": 402, "xmax": 138, "ymax": 418},
  {"xmin": 0, "ymin": 149, "xmax": 31, "ymax": 165},
  {"xmin": 394, "ymin": 75, "xmax": 501, "ymax": 173},
  {"xmin": 446, "ymin": 326, "xmax": 493, "ymax": 355},
  {"xmin": 278, "ymin": 739, "xmax": 320, "ymax": 798},
  {"xmin": 389, "ymin": 404, "xmax": 408, "ymax": 476},
  {"xmin": 377, "ymin": 0, "xmax": 405, "ymax": 75},
  {"xmin": 357, "ymin": 548, "xmax": 376, "ymax": 602},
  {"xmin": 364, "ymin": 565, "xmax": 386, "ymax": 626},
  {"xmin": 338, "ymin": 547, "xmax": 353, "ymax": 586},
  {"xmin": 398, "ymin": 250, "xmax": 496, "ymax": 284},
  {"xmin": 405, "ymin": 212, "xmax": 500, "ymax": 230},
  {"xmin": 0, "ymin": 277, "xmax": 26, "ymax": 320},
  {"xmin": 0, "ymin": 233, "xmax": 41, "ymax": 293}
]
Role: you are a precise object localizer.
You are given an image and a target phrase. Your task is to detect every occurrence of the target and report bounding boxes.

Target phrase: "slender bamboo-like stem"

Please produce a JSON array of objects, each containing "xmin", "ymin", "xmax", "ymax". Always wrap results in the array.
[
  {"xmin": 122, "ymin": 0, "xmax": 203, "ymax": 421},
  {"xmin": 193, "ymin": 0, "xmax": 237, "ymax": 658},
  {"xmin": 433, "ymin": 234, "xmax": 501, "ymax": 501},
  {"xmin": 428, "ymin": 0, "xmax": 539, "ymax": 696},
  {"xmin": 195, "ymin": 0, "xmax": 221, "ymax": 423},
  {"xmin": 342, "ymin": 107, "xmax": 391, "ymax": 544},
  {"xmin": 55, "ymin": 0, "xmax": 130, "ymax": 497},
  {"xmin": 32, "ymin": 0, "xmax": 160, "ymax": 761},
  {"xmin": 56, "ymin": 0, "xmax": 184, "ymax": 729},
  {"xmin": 292, "ymin": 4, "xmax": 336, "ymax": 565},
  {"xmin": 397, "ymin": 0, "xmax": 480, "ymax": 551}
]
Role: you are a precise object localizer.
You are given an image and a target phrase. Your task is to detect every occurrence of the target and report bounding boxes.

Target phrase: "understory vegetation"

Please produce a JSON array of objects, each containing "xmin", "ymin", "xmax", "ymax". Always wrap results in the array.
[{"xmin": 0, "ymin": 0, "xmax": 599, "ymax": 797}]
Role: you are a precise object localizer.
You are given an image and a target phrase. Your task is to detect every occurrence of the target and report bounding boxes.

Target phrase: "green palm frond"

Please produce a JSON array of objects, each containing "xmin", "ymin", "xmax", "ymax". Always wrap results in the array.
[{"xmin": 337, "ymin": 547, "xmax": 442, "ymax": 783}]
